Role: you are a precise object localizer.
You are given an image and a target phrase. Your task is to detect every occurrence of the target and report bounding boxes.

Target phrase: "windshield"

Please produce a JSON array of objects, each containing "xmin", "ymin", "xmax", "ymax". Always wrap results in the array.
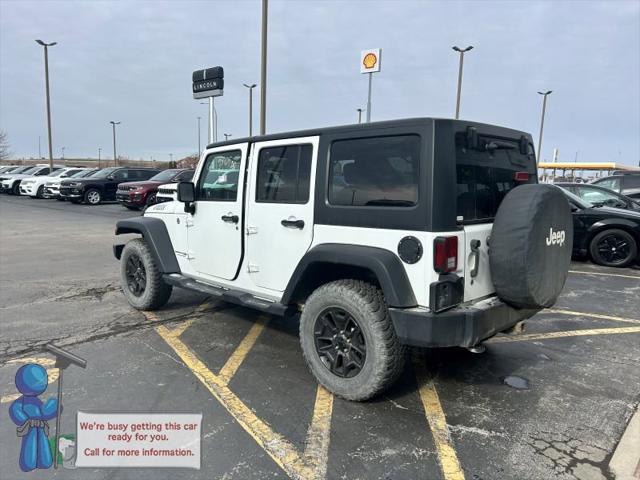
[
  {"xmin": 20, "ymin": 167, "xmax": 40, "ymax": 175},
  {"xmin": 149, "ymin": 169, "xmax": 180, "ymax": 182},
  {"xmin": 9, "ymin": 166, "xmax": 34, "ymax": 174},
  {"xmin": 91, "ymin": 167, "xmax": 118, "ymax": 179},
  {"xmin": 48, "ymin": 169, "xmax": 69, "ymax": 177},
  {"xmin": 71, "ymin": 169, "xmax": 91, "ymax": 178},
  {"xmin": 560, "ymin": 187, "xmax": 592, "ymax": 209}
]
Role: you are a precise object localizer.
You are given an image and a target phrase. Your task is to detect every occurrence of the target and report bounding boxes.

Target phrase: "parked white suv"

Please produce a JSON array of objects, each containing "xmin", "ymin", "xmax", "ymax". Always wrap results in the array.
[
  {"xmin": 114, "ymin": 118, "xmax": 573, "ymax": 401},
  {"xmin": 0, "ymin": 165, "xmax": 63, "ymax": 195},
  {"xmin": 20, "ymin": 167, "xmax": 87, "ymax": 198}
]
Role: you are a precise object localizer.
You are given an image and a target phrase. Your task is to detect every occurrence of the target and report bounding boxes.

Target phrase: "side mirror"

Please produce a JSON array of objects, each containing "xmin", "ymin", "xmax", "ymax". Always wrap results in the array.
[
  {"xmin": 177, "ymin": 182, "xmax": 196, "ymax": 213},
  {"xmin": 177, "ymin": 182, "xmax": 195, "ymax": 202}
]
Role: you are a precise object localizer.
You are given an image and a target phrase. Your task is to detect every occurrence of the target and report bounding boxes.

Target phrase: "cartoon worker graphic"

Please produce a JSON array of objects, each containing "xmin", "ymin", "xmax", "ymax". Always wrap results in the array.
[{"xmin": 9, "ymin": 364, "xmax": 59, "ymax": 471}]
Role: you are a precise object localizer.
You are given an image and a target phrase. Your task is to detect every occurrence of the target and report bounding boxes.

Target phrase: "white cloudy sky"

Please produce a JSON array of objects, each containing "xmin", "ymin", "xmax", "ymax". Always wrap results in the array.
[{"xmin": 0, "ymin": 0, "xmax": 638, "ymax": 164}]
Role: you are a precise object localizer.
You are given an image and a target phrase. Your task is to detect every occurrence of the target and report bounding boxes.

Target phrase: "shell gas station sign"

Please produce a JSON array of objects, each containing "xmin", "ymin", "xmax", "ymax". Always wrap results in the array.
[{"xmin": 360, "ymin": 48, "xmax": 381, "ymax": 74}]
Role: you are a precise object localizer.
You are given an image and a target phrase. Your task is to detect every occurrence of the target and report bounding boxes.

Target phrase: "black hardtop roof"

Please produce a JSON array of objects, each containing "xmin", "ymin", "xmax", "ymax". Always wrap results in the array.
[{"xmin": 205, "ymin": 117, "xmax": 532, "ymax": 150}]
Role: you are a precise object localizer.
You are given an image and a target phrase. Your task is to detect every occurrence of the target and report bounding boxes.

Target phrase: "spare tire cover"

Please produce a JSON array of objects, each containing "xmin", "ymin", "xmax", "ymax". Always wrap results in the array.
[{"xmin": 489, "ymin": 184, "xmax": 573, "ymax": 309}]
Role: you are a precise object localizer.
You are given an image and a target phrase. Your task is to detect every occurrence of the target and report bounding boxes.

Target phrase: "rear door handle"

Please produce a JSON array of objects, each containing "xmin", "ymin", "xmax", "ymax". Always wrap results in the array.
[
  {"xmin": 221, "ymin": 214, "xmax": 239, "ymax": 224},
  {"xmin": 281, "ymin": 219, "xmax": 304, "ymax": 229},
  {"xmin": 469, "ymin": 239, "xmax": 481, "ymax": 278}
]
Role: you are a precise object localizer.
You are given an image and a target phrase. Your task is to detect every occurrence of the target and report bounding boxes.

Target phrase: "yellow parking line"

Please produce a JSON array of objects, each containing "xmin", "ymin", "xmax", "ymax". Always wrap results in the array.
[
  {"xmin": 304, "ymin": 386, "xmax": 334, "ymax": 480},
  {"xmin": 569, "ymin": 270, "xmax": 640, "ymax": 280},
  {"xmin": 490, "ymin": 326, "xmax": 640, "ymax": 343},
  {"xmin": 414, "ymin": 358, "xmax": 465, "ymax": 480},
  {"xmin": 546, "ymin": 309, "xmax": 640, "ymax": 325},
  {"xmin": 1, "ymin": 357, "xmax": 59, "ymax": 404},
  {"xmin": 219, "ymin": 316, "xmax": 268, "ymax": 385},
  {"xmin": 156, "ymin": 323, "xmax": 314, "ymax": 479},
  {"xmin": 165, "ymin": 320, "xmax": 195, "ymax": 339}
]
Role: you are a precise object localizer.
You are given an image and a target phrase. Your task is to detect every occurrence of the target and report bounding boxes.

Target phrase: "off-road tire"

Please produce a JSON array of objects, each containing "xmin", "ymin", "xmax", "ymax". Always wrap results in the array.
[
  {"xmin": 84, "ymin": 188, "xmax": 102, "ymax": 205},
  {"xmin": 589, "ymin": 229, "xmax": 638, "ymax": 268},
  {"xmin": 120, "ymin": 238, "xmax": 172, "ymax": 310},
  {"xmin": 299, "ymin": 279, "xmax": 406, "ymax": 401}
]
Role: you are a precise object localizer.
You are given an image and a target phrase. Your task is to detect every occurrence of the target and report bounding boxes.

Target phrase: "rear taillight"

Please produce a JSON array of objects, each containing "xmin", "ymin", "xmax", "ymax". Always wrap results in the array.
[
  {"xmin": 514, "ymin": 171, "xmax": 529, "ymax": 182},
  {"xmin": 433, "ymin": 236, "xmax": 458, "ymax": 273}
]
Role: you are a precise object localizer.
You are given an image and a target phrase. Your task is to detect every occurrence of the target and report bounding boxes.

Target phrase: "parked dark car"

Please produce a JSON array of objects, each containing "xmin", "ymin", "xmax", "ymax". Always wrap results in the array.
[
  {"xmin": 561, "ymin": 188, "xmax": 640, "ymax": 267},
  {"xmin": 556, "ymin": 183, "xmax": 640, "ymax": 211},
  {"xmin": 591, "ymin": 172, "xmax": 640, "ymax": 199},
  {"xmin": 59, "ymin": 167, "xmax": 160, "ymax": 205},
  {"xmin": 116, "ymin": 169, "xmax": 194, "ymax": 210}
]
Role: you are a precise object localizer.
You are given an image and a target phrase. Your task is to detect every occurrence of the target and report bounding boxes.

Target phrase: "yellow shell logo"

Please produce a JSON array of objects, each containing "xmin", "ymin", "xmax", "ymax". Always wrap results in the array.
[{"xmin": 363, "ymin": 53, "xmax": 377, "ymax": 69}]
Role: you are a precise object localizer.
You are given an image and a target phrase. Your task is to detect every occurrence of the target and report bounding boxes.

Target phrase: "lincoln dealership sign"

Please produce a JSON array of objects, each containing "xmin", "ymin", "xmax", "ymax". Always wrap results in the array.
[{"xmin": 192, "ymin": 67, "xmax": 224, "ymax": 99}]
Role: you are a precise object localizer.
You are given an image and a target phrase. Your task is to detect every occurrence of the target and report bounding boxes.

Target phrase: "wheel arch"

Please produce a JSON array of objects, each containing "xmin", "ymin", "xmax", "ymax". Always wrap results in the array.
[
  {"xmin": 114, "ymin": 217, "xmax": 180, "ymax": 273},
  {"xmin": 586, "ymin": 220, "xmax": 640, "ymax": 247},
  {"xmin": 282, "ymin": 244, "xmax": 417, "ymax": 308}
]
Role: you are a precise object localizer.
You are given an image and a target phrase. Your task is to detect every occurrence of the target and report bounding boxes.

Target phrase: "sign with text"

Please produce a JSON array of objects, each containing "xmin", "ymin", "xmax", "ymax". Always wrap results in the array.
[
  {"xmin": 74, "ymin": 412, "xmax": 202, "ymax": 469},
  {"xmin": 360, "ymin": 48, "xmax": 381, "ymax": 74},
  {"xmin": 192, "ymin": 66, "xmax": 224, "ymax": 99}
]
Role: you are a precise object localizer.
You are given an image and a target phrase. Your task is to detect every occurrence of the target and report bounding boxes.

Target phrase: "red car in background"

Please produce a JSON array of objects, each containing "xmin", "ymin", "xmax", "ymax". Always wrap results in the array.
[{"xmin": 116, "ymin": 168, "xmax": 194, "ymax": 210}]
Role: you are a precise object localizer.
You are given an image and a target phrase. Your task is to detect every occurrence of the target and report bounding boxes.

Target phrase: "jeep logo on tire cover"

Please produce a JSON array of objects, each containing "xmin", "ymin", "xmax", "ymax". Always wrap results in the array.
[{"xmin": 545, "ymin": 227, "xmax": 566, "ymax": 247}]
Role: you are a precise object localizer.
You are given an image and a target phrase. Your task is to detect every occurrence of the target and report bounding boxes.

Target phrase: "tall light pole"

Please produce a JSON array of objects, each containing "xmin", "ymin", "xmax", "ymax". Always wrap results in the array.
[
  {"xmin": 537, "ymin": 90, "xmax": 552, "ymax": 165},
  {"xmin": 98, "ymin": 147, "xmax": 101, "ymax": 168},
  {"xmin": 243, "ymin": 83, "xmax": 257, "ymax": 136},
  {"xmin": 110, "ymin": 121, "xmax": 121, "ymax": 166},
  {"xmin": 200, "ymin": 102, "xmax": 217, "ymax": 144},
  {"xmin": 61, "ymin": 147, "xmax": 65, "ymax": 164},
  {"xmin": 197, "ymin": 116, "xmax": 202, "ymax": 156},
  {"xmin": 38, "ymin": 136, "xmax": 41, "ymax": 159},
  {"xmin": 452, "ymin": 45, "xmax": 473, "ymax": 119},
  {"xmin": 36, "ymin": 39, "xmax": 57, "ymax": 171},
  {"xmin": 357, "ymin": 108, "xmax": 363, "ymax": 124},
  {"xmin": 260, "ymin": 0, "xmax": 268, "ymax": 135}
]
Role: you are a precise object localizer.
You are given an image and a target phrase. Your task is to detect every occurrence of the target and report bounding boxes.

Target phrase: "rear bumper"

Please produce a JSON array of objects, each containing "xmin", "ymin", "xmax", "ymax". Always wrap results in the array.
[{"xmin": 389, "ymin": 297, "xmax": 539, "ymax": 348}]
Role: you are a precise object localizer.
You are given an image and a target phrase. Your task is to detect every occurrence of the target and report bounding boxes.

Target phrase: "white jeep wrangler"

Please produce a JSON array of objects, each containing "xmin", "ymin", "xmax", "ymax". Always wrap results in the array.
[{"xmin": 114, "ymin": 118, "xmax": 573, "ymax": 401}]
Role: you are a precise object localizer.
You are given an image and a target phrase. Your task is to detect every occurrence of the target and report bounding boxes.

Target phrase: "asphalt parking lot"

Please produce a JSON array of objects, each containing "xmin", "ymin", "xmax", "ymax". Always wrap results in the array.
[{"xmin": 0, "ymin": 194, "xmax": 638, "ymax": 480}]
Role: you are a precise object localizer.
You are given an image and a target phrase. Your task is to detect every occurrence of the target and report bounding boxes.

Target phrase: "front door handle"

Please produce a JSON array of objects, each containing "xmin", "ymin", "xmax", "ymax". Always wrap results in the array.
[
  {"xmin": 221, "ymin": 213, "xmax": 239, "ymax": 224},
  {"xmin": 281, "ymin": 219, "xmax": 305, "ymax": 229}
]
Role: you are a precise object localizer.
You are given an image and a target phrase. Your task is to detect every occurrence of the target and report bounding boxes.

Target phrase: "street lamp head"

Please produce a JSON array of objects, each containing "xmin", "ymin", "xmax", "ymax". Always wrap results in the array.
[
  {"xmin": 35, "ymin": 40, "xmax": 57, "ymax": 47},
  {"xmin": 453, "ymin": 46, "xmax": 473, "ymax": 53},
  {"xmin": 243, "ymin": 83, "xmax": 257, "ymax": 89},
  {"xmin": 538, "ymin": 90, "xmax": 553, "ymax": 96},
  {"xmin": 110, "ymin": 121, "xmax": 121, "ymax": 125}
]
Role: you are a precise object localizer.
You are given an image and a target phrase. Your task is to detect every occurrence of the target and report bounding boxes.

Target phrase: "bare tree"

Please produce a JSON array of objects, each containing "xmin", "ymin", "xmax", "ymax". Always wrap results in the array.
[{"xmin": 0, "ymin": 130, "xmax": 10, "ymax": 161}]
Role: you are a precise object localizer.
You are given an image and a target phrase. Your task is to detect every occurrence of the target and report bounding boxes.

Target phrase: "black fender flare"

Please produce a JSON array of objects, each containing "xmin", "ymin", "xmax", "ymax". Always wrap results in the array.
[
  {"xmin": 587, "ymin": 218, "xmax": 640, "ymax": 235},
  {"xmin": 282, "ymin": 244, "xmax": 417, "ymax": 308},
  {"xmin": 114, "ymin": 216, "xmax": 180, "ymax": 273}
]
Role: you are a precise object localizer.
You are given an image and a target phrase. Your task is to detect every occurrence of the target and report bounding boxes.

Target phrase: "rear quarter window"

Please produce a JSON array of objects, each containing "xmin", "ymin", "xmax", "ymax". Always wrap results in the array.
[{"xmin": 328, "ymin": 134, "xmax": 420, "ymax": 207}]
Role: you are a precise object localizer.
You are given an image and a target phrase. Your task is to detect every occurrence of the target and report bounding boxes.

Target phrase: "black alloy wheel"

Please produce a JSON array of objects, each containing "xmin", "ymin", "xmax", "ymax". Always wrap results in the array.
[
  {"xmin": 125, "ymin": 254, "xmax": 147, "ymax": 297},
  {"xmin": 314, "ymin": 307, "xmax": 366, "ymax": 378},
  {"xmin": 590, "ymin": 229, "xmax": 637, "ymax": 267}
]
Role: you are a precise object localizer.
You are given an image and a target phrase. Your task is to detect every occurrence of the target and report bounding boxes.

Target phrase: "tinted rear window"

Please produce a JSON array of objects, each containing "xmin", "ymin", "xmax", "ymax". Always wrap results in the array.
[
  {"xmin": 328, "ymin": 135, "xmax": 420, "ymax": 207},
  {"xmin": 455, "ymin": 133, "xmax": 535, "ymax": 222}
]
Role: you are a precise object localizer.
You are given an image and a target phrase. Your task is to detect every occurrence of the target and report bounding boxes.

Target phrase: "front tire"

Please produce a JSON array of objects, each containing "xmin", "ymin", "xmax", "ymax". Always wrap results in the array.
[
  {"xmin": 589, "ymin": 229, "xmax": 638, "ymax": 267},
  {"xmin": 84, "ymin": 188, "xmax": 102, "ymax": 205},
  {"xmin": 299, "ymin": 279, "xmax": 405, "ymax": 401},
  {"xmin": 11, "ymin": 183, "xmax": 20, "ymax": 195},
  {"xmin": 120, "ymin": 239, "xmax": 172, "ymax": 310},
  {"xmin": 35, "ymin": 185, "xmax": 44, "ymax": 199}
]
